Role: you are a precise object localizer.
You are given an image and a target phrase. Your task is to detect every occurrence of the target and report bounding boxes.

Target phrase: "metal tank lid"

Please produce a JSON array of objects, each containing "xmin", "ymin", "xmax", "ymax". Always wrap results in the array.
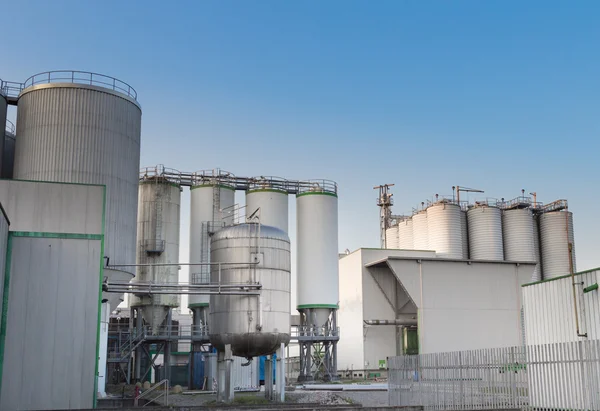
[
  {"xmin": 212, "ymin": 223, "xmax": 290, "ymax": 242},
  {"xmin": 10, "ymin": 70, "xmax": 140, "ymax": 108}
]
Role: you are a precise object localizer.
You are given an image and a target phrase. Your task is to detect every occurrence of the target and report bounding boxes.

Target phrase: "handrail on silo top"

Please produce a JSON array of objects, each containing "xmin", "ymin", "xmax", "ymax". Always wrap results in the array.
[
  {"xmin": 5, "ymin": 119, "xmax": 15, "ymax": 135},
  {"xmin": 20, "ymin": 70, "xmax": 138, "ymax": 100},
  {"xmin": 297, "ymin": 179, "xmax": 337, "ymax": 195}
]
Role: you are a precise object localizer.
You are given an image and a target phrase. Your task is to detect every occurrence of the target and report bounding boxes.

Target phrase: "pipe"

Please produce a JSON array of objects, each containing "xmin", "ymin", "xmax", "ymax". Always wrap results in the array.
[
  {"xmin": 567, "ymin": 209, "xmax": 587, "ymax": 337},
  {"xmin": 107, "ymin": 261, "xmax": 258, "ymax": 268},
  {"xmin": 583, "ymin": 283, "xmax": 598, "ymax": 294},
  {"xmin": 363, "ymin": 318, "xmax": 417, "ymax": 326}
]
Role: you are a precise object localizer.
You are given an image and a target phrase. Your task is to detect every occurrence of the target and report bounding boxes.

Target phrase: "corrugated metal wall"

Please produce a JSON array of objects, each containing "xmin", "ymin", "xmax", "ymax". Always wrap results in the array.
[
  {"xmin": 13, "ymin": 84, "xmax": 141, "ymax": 309},
  {"xmin": 1, "ymin": 237, "xmax": 102, "ymax": 410},
  {"xmin": 523, "ymin": 269, "xmax": 600, "ymax": 343}
]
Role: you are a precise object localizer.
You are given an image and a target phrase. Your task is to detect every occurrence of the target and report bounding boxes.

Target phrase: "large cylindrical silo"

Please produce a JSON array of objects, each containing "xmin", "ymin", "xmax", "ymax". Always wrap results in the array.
[
  {"xmin": 296, "ymin": 183, "xmax": 338, "ymax": 327},
  {"xmin": 246, "ymin": 177, "xmax": 288, "ymax": 233},
  {"xmin": 540, "ymin": 211, "xmax": 576, "ymax": 279},
  {"xmin": 398, "ymin": 218, "xmax": 414, "ymax": 249},
  {"xmin": 426, "ymin": 202, "xmax": 463, "ymax": 259},
  {"xmin": 12, "ymin": 74, "xmax": 142, "ymax": 309},
  {"xmin": 467, "ymin": 205, "xmax": 504, "ymax": 261},
  {"xmin": 412, "ymin": 210, "xmax": 428, "ymax": 250},
  {"xmin": 385, "ymin": 225, "xmax": 399, "ymax": 249},
  {"xmin": 503, "ymin": 208, "xmax": 541, "ymax": 281},
  {"xmin": 460, "ymin": 210, "xmax": 469, "ymax": 259},
  {"xmin": 131, "ymin": 177, "xmax": 181, "ymax": 334},
  {"xmin": 1, "ymin": 120, "xmax": 15, "ymax": 178},
  {"xmin": 209, "ymin": 223, "xmax": 291, "ymax": 357},
  {"xmin": 188, "ymin": 175, "xmax": 236, "ymax": 329}
]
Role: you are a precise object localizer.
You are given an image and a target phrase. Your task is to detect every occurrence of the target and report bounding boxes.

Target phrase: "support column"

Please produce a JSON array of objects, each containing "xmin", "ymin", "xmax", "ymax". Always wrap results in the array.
[
  {"xmin": 275, "ymin": 343, "xmax": 286, "ymax": 402},
  {"xmin": 164, "ymin": 309, "xmax": 172, "ymax": 385},
  {"xmin": 97, "ymin": 302, "xmax": 111, "ymax": 399},
  {"xmin": 264, "ymin": 356, "xmax": 273, "ymax": 400},
  {"xmin": 225, "ymin": 345, "xmax": 234, "ymax": 402},
  {"xmin": 135, "ymin": 308, "xmax": 143, "ymax": 381},
  {"xmin": 217, "ymin": 345, "xmax": 234, "ymax": 403}
]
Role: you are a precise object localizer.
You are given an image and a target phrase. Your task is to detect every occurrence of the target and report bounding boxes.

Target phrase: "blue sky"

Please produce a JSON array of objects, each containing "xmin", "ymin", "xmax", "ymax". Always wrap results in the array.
[{"xmin": 2, "ymin": 1, "xmax": 599, "ymax": 298}]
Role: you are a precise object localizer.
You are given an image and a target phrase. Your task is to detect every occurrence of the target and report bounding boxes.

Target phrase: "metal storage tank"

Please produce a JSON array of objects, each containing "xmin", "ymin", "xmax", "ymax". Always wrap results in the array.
[
  {"xmin": 2, "ymin": 120, "xmax": 15, "ymax": 178},
  {"xmin": 426, "ymin": 202, "xmax": 463, "ymax": 259},
  {"xmin": 460, "ymin": 210, "xmax": 469, "ymax": 259},
  {"xmin": 412, "ymin": 210, "xmax": 428, "ymax": 250},
  {"xmin": 398, "ymin": 218, "xmax": 414, "ymax": 249},
  {"xmin": 209, "ymin": 223, "xmax": 291, "ymax": 358},
  {"xmin": 385, "ymin": 225, "xmax": 399, "ymax": 249},
  {"xmin": 12, "ymin": 71, "xmax": 142, "ymax": 309},
  {"xmin": 540, "ymin": 211, "xmax": 576, "ymax": 279},
  {"xmin": 296, "ymin": 181, "xmax": 338, "ymax": 327},
  {"xmin": 188, "ymin": 171, "xmax": 236, "ymax": 329},
  {"xmin": 503, "ymin": 208, "xmax": 541, "ymax": 281},
  {"xmin": 467, "ymin": 204, "xmax": 504, "ymax": 260},
  {"xmin": 533, "ymin": 216, "xmax": 541, "ymax": 279},
  {"xmin": 246, "ymin": 177, "xmax": 289, "ymax": 233},
  {"xmin": 0, "ymin": 85, "xmax": 7, "ymax": 173},
  {"xmin": 131, "ymin": 176, "xmax": 181, "ymax": 333}
]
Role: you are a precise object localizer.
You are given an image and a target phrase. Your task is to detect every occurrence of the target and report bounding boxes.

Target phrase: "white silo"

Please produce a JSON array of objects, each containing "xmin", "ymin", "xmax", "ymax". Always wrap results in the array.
[
  {"xmin": 426, "ymin": 202, "xmax": 463, "ymax": 259},
  {"xmin": 398, "ymin": 218, "xmax": 414, "ymax": 249},
  {"xmin": 12, "ymin": 72, "xmax": 142, "ymax": 310},
  {"xmin": 246, "ymin": 177, "xmax": 289, "ymax": 233},
  {"xmin": 533, "ymin": 215, "xmax": 541, "ymax": 279},
  {"xmin": 385, "ymin": 225, "xmax": 399, "ymax": 249},
  {"xmin": 188, "ymin": 173, "xmax": 236, "ymax": 331},
  {"xmin": 467, "ymin": 204, "xmax": 504, "ymax": 260},
  {"xmin": 540, "ymin": 211, "xmax": 576, "ymax": 279},
  {"xmin": 460, "ymin": 210, "xmax": 469, "ymax": 259},
  {"xmin": 131, "ymin": 176, "xmax": 181, "ymax": 333},
  {"xmin": 412, "ymin": 210, "xmax": 429, "ymax": 250},
  {"xmin": 503, "ymin": 208, "xmax": 541, "ymax": 281},
  {"xmin": 296, "ymin": 182, "xmax": 338, "ymax": 327}
]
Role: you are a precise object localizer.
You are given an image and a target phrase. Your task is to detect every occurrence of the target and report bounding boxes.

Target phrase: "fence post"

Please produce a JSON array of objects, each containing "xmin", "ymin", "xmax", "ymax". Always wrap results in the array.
[{"xmin": 510, "ymin": 346, "xmax": 517, "ymax": 408}]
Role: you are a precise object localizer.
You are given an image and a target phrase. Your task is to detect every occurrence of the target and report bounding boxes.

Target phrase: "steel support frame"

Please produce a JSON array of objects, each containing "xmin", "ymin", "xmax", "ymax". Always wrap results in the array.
[{"xmin": 297, "ymin": 309, "xmax": 339, "ymax": 382}]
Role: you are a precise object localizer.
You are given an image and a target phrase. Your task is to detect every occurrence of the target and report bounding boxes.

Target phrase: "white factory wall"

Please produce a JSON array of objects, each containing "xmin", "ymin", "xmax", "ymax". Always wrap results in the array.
[
  {"xmin": 0, "ymin": 205, "xmax": 8, "ymax": 335},
  {"xmin": 521, "ymin": 269, "xmax": 600, "ymax": 410},
  {"xmin": 338, "ymin": 248, "xmax": 435, "ymax": 373},
  {"xmin": 0, "ymin": 180, "xmax": 105, "ymax": 411},
  {"xmin": 523, "ymin": 269, "xmax": 600, "ymax": 343},
  {"xmin": 386, "ymin": 259, "xmax": 534, "ymax": 354}
]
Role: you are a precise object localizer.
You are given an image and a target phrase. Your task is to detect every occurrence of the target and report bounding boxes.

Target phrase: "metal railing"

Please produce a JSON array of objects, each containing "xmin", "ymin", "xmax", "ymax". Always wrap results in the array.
[
  {"xmin": 292, "ymin": 325, "xmax": 340, "ymax": 338},
  {"xmin": 389, "ymin": 339, "xmax": 600, "ymax": 410},
  {"xmin": 141, "ymin": 239, "xmax": 165, "ymax": 253},
  {"xmin": 5, "ymin": 119, "xmax": 15, "ymax": 135},
  {"xmin": 297, "ymin": 179, "xmax": 337, "ymax": 195},
  {"xmin": 135, "ymin": 379, "xmax": 168, "ymax": 407}
]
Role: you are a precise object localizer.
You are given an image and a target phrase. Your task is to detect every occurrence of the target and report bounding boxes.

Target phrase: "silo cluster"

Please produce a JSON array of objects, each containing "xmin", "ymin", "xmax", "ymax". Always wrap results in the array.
[{"xmin": 385, "ymin": 195, "xmax": 577, "ymax": 280}]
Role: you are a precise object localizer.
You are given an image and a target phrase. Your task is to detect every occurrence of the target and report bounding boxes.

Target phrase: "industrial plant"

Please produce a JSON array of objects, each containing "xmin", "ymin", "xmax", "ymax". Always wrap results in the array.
[{"xmin": 0, "ymin": 70, "xmax": 598, "ymax": 411}]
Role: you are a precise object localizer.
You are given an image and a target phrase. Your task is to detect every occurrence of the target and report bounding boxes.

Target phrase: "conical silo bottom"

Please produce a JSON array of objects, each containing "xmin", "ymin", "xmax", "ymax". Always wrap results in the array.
[
  {"xmin": 142, "ymin": 305, "xmax": 170, "ymax": 335},
  {"xmin": 312, "ymin": 308, "xmax": 333, "ymax": 329}
]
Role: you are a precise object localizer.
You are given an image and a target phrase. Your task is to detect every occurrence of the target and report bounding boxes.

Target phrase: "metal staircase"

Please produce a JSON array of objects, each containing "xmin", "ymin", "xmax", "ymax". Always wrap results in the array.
[{"xmin": 108, "ymin": 330, "xmax": 146, "ymax": 363}]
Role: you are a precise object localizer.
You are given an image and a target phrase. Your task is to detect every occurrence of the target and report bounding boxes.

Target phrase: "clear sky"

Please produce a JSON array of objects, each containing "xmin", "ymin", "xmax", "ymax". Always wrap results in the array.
[{"xmin": 2, "ymin": 1, "xmax": 599, "ymax": 309}]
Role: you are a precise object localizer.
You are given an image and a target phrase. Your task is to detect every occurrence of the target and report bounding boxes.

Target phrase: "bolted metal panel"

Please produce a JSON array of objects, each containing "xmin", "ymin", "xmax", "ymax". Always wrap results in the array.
[
  {"xmin": 131, "ymin": 179, "xmax": 181, "ymax": 332},
  {"xmin": 467, "ymin": 205, "xmax": 504, "ymax": 261},
  {"xmin": 209, "ymin": 223, "xmax": 291, "ymax": 358},
  {"xmin": 398, "ymin": 218, "xmax": 413, "ymax": 249},
  {"xmin": 296, "ymin": 193, "xmax": 339, "ymax": 314},
  {"xmin": 426, "ymin": 203, "xmax": 463, "ymax": 259},
  {"xmin": 412, "ymin": 210, "xmax": 428, "ymax": 250},
  {"xmin": 12, "ymin": 83, "xmax": 141, "ymax": 309},
  {"xmin": 540, "ymin": 211, "xmax": 576, "ymax": 279},
  {"xmin": 460, "ymin": 211, "xmax": 468, "ymax": 259},
  {"xmin": 246, "ymin": 189, "xmax": 289, "ymax": 233},
  {"xmin": 503, "ymin": 208, "xmax": 540, "ymax": 281},
  {"xmin": 188, "ymin": 184, "xmax": 235, "ymax": 310},
  {"xmin": 385, "ymin": 225, "xmax": 399, "ymax": 249}
]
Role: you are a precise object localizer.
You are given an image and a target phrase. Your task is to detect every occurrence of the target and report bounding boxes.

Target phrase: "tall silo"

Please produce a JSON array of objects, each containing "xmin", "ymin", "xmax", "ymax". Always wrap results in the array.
[
  {"xmin": 1, "ymin": 120, "xmax": 15, "ymax": 178},
  {"xmin": 188, "ymin": 172, "xmax": 235, "ymax": 332},
  {"xmin": 296, "ymin": 182, "xmax": 338, "ymax": 328},
  {"xmin": 426, "ymin": 202, "xmax": 463, "ymax": 259},
  {"xmin": 385, "ymin": 225, "xmax": 399, "ymax": 249},
  {"xmin": 209, "ymin": 223, "xmax": 290, "ymax": 357},
  {"xmin": 246, "ymin": 177, "xmax": 289, "ymax": 232},
  {"xmin": 540, "ymin": 211, "xmax": 576, "ymax": 279},
  {"xmin": 503, "ymin": 208, "xmax": 540, "ymax": 280},
  {"xmin": 460, "ymin": 210, "xmax": 469, "ymax": 259},
  {"xmin": 467, "ymin": 204, "xmax": 504, "ymax": 260},
  {"xmin": 12, "ymin": 72, "xmax": 142, "ymax": 309},
  {"xmin": 412, "ymin": 210, "xmax": 428, "ymax": 250},
  {"xmin": 131, "ymin": 176, "xmax": 181, "ymax": 333},
  {"xmin": 398, "ymin": 218, "xmax": 414, "ymax": 249}
]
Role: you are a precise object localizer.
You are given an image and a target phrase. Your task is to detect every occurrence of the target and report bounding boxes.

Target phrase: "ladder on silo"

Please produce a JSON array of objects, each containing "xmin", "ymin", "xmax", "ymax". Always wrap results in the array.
[
  {"xmin": 212, "ymin": 178, "xmax": 221, "ymax": 223},
  {"xmin": 154, "ymin": 178, "xmax": 163, "ymax": 251}
]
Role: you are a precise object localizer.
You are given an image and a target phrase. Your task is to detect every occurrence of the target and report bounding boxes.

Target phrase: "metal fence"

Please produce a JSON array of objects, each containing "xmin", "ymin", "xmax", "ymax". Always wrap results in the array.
[{"xmin": 389, "ymin": 340, "xmax": 600, "ymax": 410}]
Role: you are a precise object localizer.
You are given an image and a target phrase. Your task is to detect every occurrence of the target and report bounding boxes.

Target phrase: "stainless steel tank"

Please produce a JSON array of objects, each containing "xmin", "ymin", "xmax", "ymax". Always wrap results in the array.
[
  {"xmin": 12, "ymin": 72, "xmax": 142, "ymax": 309},
  {"xmin": 540, "ymin": 211, "xmax": 576, "ymax": 279},
  {"xmin": 426, "ymin": 202, "xmax": 463, "ymax": 259},
  {"xmin": 209, "ymin": 223, "xmax": 291, "ymax": 358},
  {"xmin": 503, "ymin": 208, "xmax": 540, "ymax": 280},
  {"xmin": 467, "ymin": 204, "xmax": 504, "ymax": 260},
  {"xmin": 131, "ymin": 176, "xmax": 181, "ymax": 333}
]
